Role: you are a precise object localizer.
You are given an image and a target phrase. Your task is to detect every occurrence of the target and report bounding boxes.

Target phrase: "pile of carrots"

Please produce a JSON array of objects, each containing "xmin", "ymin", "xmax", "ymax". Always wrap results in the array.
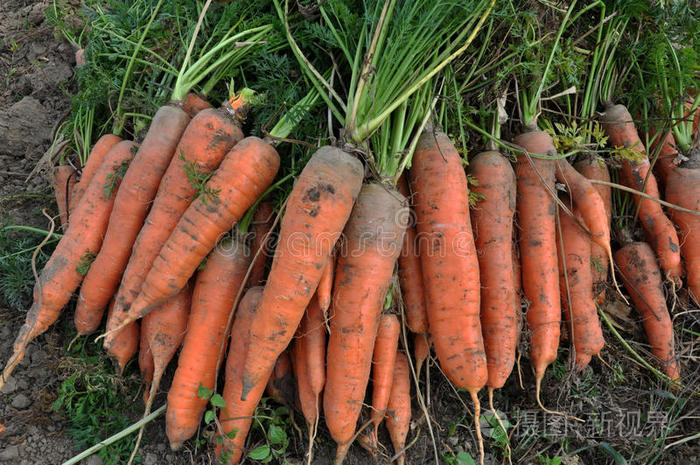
[{"xmin": 1, "ymin": 1, "xmax": 698, "ymax": 465}]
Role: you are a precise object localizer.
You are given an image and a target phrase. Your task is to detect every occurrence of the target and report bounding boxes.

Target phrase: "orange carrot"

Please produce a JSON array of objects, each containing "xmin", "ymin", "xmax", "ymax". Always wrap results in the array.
[
  {"xmin": 557, "ymin": 206, "xmax": 605, "ymax": 370},
  {"xmin": 104, "ymin": 107, "xmax": 243, "ymax": 351},
  {"xmin": 248, "ymin": 201, "xmax": 275, "ymax": 287},
  {"xmin": 218, "ymin": 286, "xmax": 269, "ymax": 465},
  {"xmin": 385, "ymin": 351, "xmax": 411, "ymax": 465},
  {"xmin": 109, "ymin": 137, "xmax": 279, "ymax": 329},
  {"xmin": 513, "ymin": 130, "xmax": 560, "ymax": 407},
  {"xmin": 166, "ymin": 237, "xmax": 251, "ymax": 450},
  {"xmin": 409, "ymin": 129, "xmax": 486, "ymax": 462},
  {"xmin": 601, "ymin": 104, "xmax": 683, "ymax": 284},
  {"xmin": 316, "ymin": 248, "xmax": 335, "ymax": 314},
  {"xmin": 129, "ymin": 284, "xmax": 192, "ymax": 464},
  {"xmin": 182, "ymin": 92, "xmax": 212, "ymax": 118},
  {"xmin": 303, "ymin": 294, "xmax": 327, "ymax": 402},
  {"xmin": 106, "ymin": 298, "xmax": 141, "ymax": 375},
  {"xmin": 240, "ymin": 147, "xmax": 363, "ymax": 402},
  {"xmin": 323, "ymin": 183, "xmax": 407, "ymax": 464},
  {"xmin": 469, "ymin": 150, "xmax": 518, "ymax": 391},
  {"xmin": 52, "ymin": 165, "xmax": 77, "ymax": 230},
  {"xmin": 0, "ymin": 140, "xmax": 136, "ymax": 389},
  {"xmin": 573, "ymin": 157, "xmax": 611, "ymax": 297},
  {"xmin": 69, "ymin": 134, "xmax": 122, "ymax": 214},
  {"xmin": 138, "ymin": 325, "xmax": 154, "ymax": 388},
  {"xmin": 75, "ymin": 105, "xmax": 190, "ymax": 335},
  {"xmin": 396, "ymin": 175, "xmax": 428, "ymax": 335},
  {"xmin": 293, "ymin": 333, "xmax": 317, "ymax": 426},
  {"xmin": 369, "ymin": 314, "xmax": 400, "ymax": 450},
  {"xmin": 614, "ymin": 243, "xmax": 680, "ymax": 380}
]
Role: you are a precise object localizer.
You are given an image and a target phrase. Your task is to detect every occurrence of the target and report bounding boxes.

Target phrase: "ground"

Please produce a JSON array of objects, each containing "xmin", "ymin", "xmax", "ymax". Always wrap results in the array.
[{"xmin": 1, "ymin": 2, "xmax": 699, "ymax": 465}]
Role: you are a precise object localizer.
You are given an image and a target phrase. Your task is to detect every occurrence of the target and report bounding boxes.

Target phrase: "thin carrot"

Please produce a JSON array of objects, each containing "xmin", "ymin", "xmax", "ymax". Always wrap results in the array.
[
  {"xmin": 166, "ymin": 237, "xmax": 251, "ymax": 451},
  {"xmin": 316, "ymin": 248, "xmax": 335, "ymax": 314},
  {"xmin": 0, "ymin": 140, "xmax": 136, "ymax": 389},
  {"xmin": 106, "ymin": 299, "xmax": 141, "ymax": 375},
  {"xmin": 601, "ymin": 104, "xmax": 683, "ymax": 284},
  {"xmin": 52, "ymin": 165, "xmax": 77, "ymax": 230},
  {"xmin": 557, "ymin": 205, "xmax": 605, "ymax": 370},
  {"xmin": 413, "ymin": 333, "xmax": 430, "ymax": 379},
  {"xmin": 323, "ymin": 183, "xmax": 407, "ymax": 464},
  {"xmin": 469, "ymin": 150, "xmax": 518, "ymax": 391},
  {"xmin": 69, "ymin": 134, "xmax": 122, "ymax": 214},
  {"xmin": 513, "ymin": 130, "xmax": 561, "ymax": 410},
  {"xmin": 369, "ymin": 314, "xmax": 400, "ymax": 451},
  {"xmin": 614, "ymin": 242, "xmax": 680, "ymax": 380},
  {"xmin": 106, "ymin": 137, "xmax": 279, "ymax": 330},
  {"xmin": 129, "ymin": 284, "xmax": 192, "ymax": 465},
  {"xmin": 75, "ymin": 104, "xmax": 190, "ymax": 335},
  {"xmin": 248, "ymin": 201, "xmax": 275, "ymax": 288},
  {"xmin": 104, "ymin": 106, "xmax": 243, "ymax": 351},
  {"xmin": 385, "ymin": 351, "xmax": 411, "ymax": 465},
  {"xmin": 410, "ymin": 129, "xmax": 486, "ymax": 463},
  {"xmin": 304, "ymin": 294, "xmax": 327, "ymax": 403},
  {"xmin": 240, "ymin": 147, "xmax": 363, "ymax": 402},
  {"xmin": 138, "ymin": 324, "xmax": 154, "ymax": 389}
]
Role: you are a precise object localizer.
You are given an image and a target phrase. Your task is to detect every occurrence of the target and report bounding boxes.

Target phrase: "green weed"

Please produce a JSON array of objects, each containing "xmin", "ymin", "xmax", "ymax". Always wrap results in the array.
[{"xmin": 0, "ymin": 229, "xmax": 53, "ymax": 310}]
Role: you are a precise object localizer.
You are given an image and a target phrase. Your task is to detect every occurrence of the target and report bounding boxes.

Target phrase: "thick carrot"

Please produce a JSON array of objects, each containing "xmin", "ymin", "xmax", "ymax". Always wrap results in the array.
[
  {"xmin": 370, "ymin": 314, "xmax": 400, "ymax": 450},
  {"xmin": 396, "ymin": 175, "xmax": 428, "ymax": 335},
  {"xmin": 52, "ymin": 165, "xmax": 77, "ymax": 230},
  {"xmin": 323, "ymin": 183, "xmax": 407, "ymax": 464},
  {"xmin": 316, "ymin": 248, "xmax": 335, "ymax": 314},
  {"xmin": 469, "ymin": 150, "xmax": 518, "ymax": 391},
  {"xmin": 129, "ymin": 284, "xmax": 192, "ymax": 465},
  {"xmin": 573, "ymin": 157, "xmax": 611, "ymax": 295},
  {"xmin": 614, "ymin": 243, "xmax": 680, "ymax": 380},
  {"xmin": 265, "ymin": 349, "xmax": 295, "ymax": 406},
  {"xmin": 513, "ymin": 130, "xmax": 560, "ymax": 405},
  {"xmin": 218, "ymin": 287, "xmax": 269, "ymax": 465},
  {"xmin": 601, "ymin": 104, "xmax": 682, "ymax": 284},
  {"xmin": 385, "ymin": 351, "xmax": 411, "ymax": 465},
  {"xmin": 664, "ymin": 164, "xmax": 700, "ymax": 305},
  {"xmin": 248, "ymin": 201, "xmax": 275, "ymax": 288},
  {"xmin": 240, "ymin": 147, "xmax": 363, "ymax": 401},
  {"xmin": 182, "ymin": 92, "xmax": 212, "ymax": 118},
  {"xmin": 106, "ymin": 299, "xmax": 140, "ymax": 375},
  {"xmin": 166, "ymin": 237, "xmax": 251, "ymax": 450},
  {"xmin": 110, "ymin": 137, "xmax": 279, "ymax": 328},
  {"xmin": 0, "ymin": 140, "xmax": 136, "ymax": 388},
  {"xmin": 75, "ymin": 105, "xmax": 190, "ymax": 335},
  {"xmin": 69, "ymin": 134, "xmax": 122, "ymax": 214},
  {"xmin": 557, "ymin": 206, "xmax": 605, "ymax": 370},
  {"xmin": 104, "ymin": 107, "xmax": 243, "ymax": 350}
]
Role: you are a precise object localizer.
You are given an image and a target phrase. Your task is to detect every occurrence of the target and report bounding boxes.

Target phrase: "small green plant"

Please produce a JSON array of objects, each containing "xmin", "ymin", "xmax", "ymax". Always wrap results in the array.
[
  {"xmin": 482, "ymin": 410, "xmax": 512, "ymax": 460},
  {"xmin": 103, "ymin": 159, "xmax": 131, "ymax": 199},
  {"xmin": 181, "ymin": 153, "xmax": 221, "ymax": 205},
  {"xmin": 53, "ymin": 334, "xmax": 142, "ymax": 465},
  {"xmin": 237, "ymin": 397, "xmax": 294, "ymax": 465},
  {"xmin": 0, "ymin": 229, "xmax": 54, "ymax": 310},
  {"xmin": 75, "ymin": 250, "xmax": 96, "ymax": 276},
  {"xmin": 442, "ymin": 450, "xmax": 476, "ymax": 465},
  {"xmin": 537, "ymin": 455, "xmax": 563, "ymax": 465}
]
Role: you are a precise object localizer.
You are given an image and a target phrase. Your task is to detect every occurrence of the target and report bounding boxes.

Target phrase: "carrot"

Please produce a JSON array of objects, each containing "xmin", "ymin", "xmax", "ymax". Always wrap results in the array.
[
  {"xmin": 369, "ymin": 313, "xmax": 400, "ymax": 451},
  {"xmin": 69, "ymin": 134, "xmax": 122, "ymax": 214},
  {"xmin": 469, "ymin": 150, "xmax": 518, "ymax": 391},
  {"xmin": 129, "ymin": 284, "xmax": 192, "ymax": 465},
  {"xmin": 573, "ymin": 157, "xmax": 611, "ymax": 297},
  {"xmin": 409, "ymin": 129, "xmax": 486, "ymax": 463},
  {"xmin": 649, "ymin": 130, "xmax": 680, "ymax": 185},
  {"xmin": 248, "ymin": 201, "xmax": 275, "ymax": 288},
  {"xmin": 396, "ymin": 175, "xmax": 428, "ymax": 335},
  {"xmin": 106, "ymin": 299, "xmax": 141, "ymax": 375},
  {"xmin": 614, "ymin": 242, "xmax": 680, "ymax": 380},
  {"xmin": 240, "ymin": 147, "xmax": 363, "ymax": 402},
  {"xmin": 182, "ymin": 92, "xmax": 212, "ymax": 118},
  {"xmin": 265, "ymin": 349, "xmax": 295, "ymax": 407},
  {"xmin": 385, "ymin": 351, "xmax": 411, "ymax": 465},
  {"xmin": 218, "ymin": 286, "xmax": 269, "ymax": 465},
  {"xmin": 601, "ymin": 104, "xmax": 682, "ymax": 284},
  {"xmin": 303, "ymin": 294, "xmax": 327, "ymax": 403},
  {"xmin": 664, "ymin": 161, "xmax": 700, "ymax": 305},
  {"xmin": 107, "ymin": 137, "xmax": 279, "ymax": 330},
  {"xmin": 323, "ymin": 183, "xmax": 407, "ymax": 464},
  {"xmin": 52, "ymin": 165, "xmax": 77, "ymax": 230},
  {"xmin": 316, "ymin": 248, "xmax": 335, "ymax": 314},
  {"xmin": 513, "ymin": 130, "xmax": 561, "ymax": 409},
  {"xmin": 557, "ymin": 206, "xmax": 605, "ymax": 370},
  {"xmin": 104, "ymin": 107, "xmax": 243, "ymax": 350},
  {"xmin": 75, "ymin": 105, "xmax": 191, "ymax": 335},
  {"xmin": 138, "ymin": 325, "xmax": 154, "ymax": 388},
  {"xmin": 293, "ymin": 333, "xmax": 318, "ymax": 430},
  {"xmin": 0, "ymin": 140, "xmax": 136, "ymax": 389},
  {"xmin": 166, "ymin": 237, "xmax": 251, "ymax": 450},
  {"xmin": 414, "ymin": 333, "xmax": 430, "ymax": 378}
]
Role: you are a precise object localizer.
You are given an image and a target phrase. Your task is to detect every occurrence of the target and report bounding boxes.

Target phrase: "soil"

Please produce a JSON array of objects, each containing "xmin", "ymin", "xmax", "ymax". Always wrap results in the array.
[{"xmin": 1, "ymin": 2, "xmax": 699, "ymax": 465}]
